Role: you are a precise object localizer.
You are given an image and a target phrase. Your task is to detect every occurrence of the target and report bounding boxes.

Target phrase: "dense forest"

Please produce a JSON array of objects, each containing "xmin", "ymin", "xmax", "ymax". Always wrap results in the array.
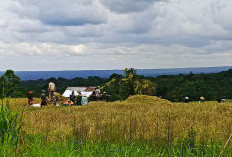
[
  {"xmin": 154, "ymin": 69, "xmax": 232, "ymax": 101},
  {"xmin": 1, "ymin": 68, "xmax": 232, "ymax": 102}
]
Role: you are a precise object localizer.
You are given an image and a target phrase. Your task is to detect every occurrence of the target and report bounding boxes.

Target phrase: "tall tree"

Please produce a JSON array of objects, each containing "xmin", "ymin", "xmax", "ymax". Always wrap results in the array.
[
  {"xmin": 0, "ymin": 70, "xmax": 20, "ymax": 98},
  {"xmin": 103, "ymin": 68, "xmax": 156, "ymax": 101}
]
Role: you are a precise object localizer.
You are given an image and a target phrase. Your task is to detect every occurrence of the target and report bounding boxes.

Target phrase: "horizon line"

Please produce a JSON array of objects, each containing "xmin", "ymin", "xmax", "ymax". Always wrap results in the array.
[{"xmin": 0, "ymin": 65, "xmax": 232, "ymax": 72}]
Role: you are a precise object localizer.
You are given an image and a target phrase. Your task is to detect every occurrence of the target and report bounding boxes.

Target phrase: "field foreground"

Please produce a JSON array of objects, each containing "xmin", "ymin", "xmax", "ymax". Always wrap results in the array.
[{"xmin": 3, "ymin": 95, "xmax": 232, "ymax": 156}]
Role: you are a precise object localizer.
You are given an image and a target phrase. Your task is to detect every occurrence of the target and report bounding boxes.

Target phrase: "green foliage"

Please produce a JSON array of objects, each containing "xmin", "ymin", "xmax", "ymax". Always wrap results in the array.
[
  {"xmin": 0, "ymin": 100, "xmax": 21, "ymax": 146},
  {"xmin": 124, "ymin": 68, "xmax": 137, "ymax": 77},
  {"xmin": 155, "ymin": 69, "xmax": 232, "ymax": 101},
  {"xmin": 134, "ymin": 79, "xmax": 156, "ymax": 95},
  {"xmin": 0, "ymin": 70, "xmax": 20, "ymax": 98},
  {"xmin": 103, "ymin": 68, "xmax": 156, "ymax": 101},
  {"xmin": 0, "ymin": 135, "xmax": 229, "ymax": 157},
  {"xmin": 6, "ymin": 68, "xmax": 232, "ymax": 102}
]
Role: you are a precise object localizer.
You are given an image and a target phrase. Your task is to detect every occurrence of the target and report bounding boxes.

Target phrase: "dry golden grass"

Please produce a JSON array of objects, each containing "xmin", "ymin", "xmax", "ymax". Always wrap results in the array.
[{"xmin": 5, "ymin": 95, "xmax": 232, "ymax": 143}]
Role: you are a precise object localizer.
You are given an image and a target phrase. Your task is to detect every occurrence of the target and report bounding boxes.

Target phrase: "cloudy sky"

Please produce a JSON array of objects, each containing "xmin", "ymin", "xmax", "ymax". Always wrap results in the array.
[{"xmin": 0, "ymin": 0, "xmax": 232, "ymax": 71}]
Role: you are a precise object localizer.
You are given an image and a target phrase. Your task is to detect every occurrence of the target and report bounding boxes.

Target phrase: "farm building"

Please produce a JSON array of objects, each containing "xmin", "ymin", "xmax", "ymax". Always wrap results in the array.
[{"xmin": 62, "ymin": 87, "xmax": 96, "ymax": 97}]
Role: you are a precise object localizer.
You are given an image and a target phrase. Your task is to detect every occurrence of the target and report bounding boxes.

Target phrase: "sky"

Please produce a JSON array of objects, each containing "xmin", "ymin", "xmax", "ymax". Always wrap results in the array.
[{"xmin": 0, "ymin": 0, "xmax": 232, "ymax": 71}]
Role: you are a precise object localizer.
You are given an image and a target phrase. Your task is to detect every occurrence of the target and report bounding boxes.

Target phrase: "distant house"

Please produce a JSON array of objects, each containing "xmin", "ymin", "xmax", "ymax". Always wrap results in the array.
[{"xmin": 62, "ymin": 87, "xmax": 96, "ymax": 98}]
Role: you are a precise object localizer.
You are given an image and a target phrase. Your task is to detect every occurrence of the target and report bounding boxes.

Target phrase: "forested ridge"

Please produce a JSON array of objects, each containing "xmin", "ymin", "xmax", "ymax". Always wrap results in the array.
[
  {"xmin": 154, "ymin": 69, "xmax": 232, "ymax": 101},
  {"xmin": 1, "ymin": 68, "xmax": 232, "ymax": 102}
]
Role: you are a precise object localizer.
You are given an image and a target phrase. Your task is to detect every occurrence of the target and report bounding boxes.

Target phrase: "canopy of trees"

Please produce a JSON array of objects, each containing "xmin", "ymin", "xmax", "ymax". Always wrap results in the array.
[
  {"xmin": 1, "ymin": 68, "xmax": 232, "ymax": 102},
  {"xmin": 0, "ymin": 70, "xmax": 20, "ymax": 98},
  {"xmin": 153, "ymin": 69, "xmax": 232, "ymax": 101},
  {"xmin": 102, "ymin": 68, "xmax": 156, "ymax": 101}
]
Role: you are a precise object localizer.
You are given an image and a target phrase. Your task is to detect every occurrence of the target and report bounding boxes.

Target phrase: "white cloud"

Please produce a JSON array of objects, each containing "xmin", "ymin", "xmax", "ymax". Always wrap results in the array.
[
  {"xmin": 0, "ymin": 0, "xmax": 232, "ymax": 70},
  {"xmin": 150, "ymin": 0, "xmax": 232, "ymax": 41}
]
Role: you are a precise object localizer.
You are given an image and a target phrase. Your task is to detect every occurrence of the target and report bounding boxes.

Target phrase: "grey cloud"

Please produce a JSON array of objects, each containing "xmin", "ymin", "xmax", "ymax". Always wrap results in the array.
[
  {"xmin": 116, "ymin": 11, "xmax": 156, "ymax": 34},
  {"xmin": 100, "ymin": 0, "xmax": 163, "ymax": 14},
  {"xmin": 39, "ymin": 7, "xmax": 106, "ymax": 26},
  {"xmin": 12, "ymin": 0, "xmax": 108, "ymax": 26}
]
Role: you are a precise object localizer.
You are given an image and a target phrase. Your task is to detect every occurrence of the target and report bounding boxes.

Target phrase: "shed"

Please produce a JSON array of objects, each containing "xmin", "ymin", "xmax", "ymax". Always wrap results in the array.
[{"xmin": 62, "ymin": 87, "xmax": 96, "ymax": 98}]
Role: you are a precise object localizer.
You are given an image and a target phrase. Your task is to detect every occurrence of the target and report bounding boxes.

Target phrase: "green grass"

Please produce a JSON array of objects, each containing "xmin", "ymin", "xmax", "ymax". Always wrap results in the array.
[
  {"xmin": 1, "ymin": 135, "xmax": 231, "ymax": 157},
  {"xmin": 0, "ymin": 99, "xmax": 22, "ymax": 147}
]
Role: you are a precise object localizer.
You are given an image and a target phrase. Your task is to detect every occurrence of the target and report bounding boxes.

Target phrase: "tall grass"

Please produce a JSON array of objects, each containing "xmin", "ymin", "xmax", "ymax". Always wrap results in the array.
[
  {"xmin": 4, "ymin": 95, "xmax": 232, "ymax": 156},
  {"xmin": 2, "ymin": 135, "xmax": 232, "ymax": 157},
  {"xmin": 0, "ymin": 99, "xmax": 22, "ymax": 148},
  {"xmin": 6, "ymin": 95, "xmax": 232, "ymax": 143}
]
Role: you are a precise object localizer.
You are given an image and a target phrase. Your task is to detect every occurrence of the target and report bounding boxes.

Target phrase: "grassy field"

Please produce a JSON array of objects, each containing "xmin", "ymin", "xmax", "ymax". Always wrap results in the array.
[{"xmin": 2, "ymin": 95, "xmax": 232, "ymax": 156}]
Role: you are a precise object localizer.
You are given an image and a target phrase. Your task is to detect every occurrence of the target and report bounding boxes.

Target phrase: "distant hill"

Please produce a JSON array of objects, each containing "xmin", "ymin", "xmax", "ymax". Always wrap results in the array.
[{"xmin": 0, "ymin": 66, "xmax": 232, "ymax": 80}]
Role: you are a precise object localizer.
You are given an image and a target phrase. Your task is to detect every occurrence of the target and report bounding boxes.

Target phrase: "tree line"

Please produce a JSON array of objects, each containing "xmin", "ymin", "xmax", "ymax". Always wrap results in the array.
[
  {"xmin": 1, "ymin": 68, "xmax": 232, "ymax": 102},
  {"xmin": 153, "ymin": 70, "xmax": 232, "ymax": 101}
]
